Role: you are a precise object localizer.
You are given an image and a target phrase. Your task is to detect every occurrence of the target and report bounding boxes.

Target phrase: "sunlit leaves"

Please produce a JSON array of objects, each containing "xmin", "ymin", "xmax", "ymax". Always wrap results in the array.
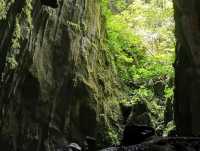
[
  {"xmin": 101, "ymin": 0, "xmax": 175, "ymax": 132},
  {"xmin": 120, "ymin": 0, "xmax": 175, "ymax": 54}
]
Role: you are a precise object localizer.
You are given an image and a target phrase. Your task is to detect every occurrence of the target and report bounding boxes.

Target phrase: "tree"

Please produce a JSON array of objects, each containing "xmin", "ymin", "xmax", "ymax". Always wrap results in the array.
[{"xmin": 102, "ymin": 0, "xmax": 175, "ymax": 132}]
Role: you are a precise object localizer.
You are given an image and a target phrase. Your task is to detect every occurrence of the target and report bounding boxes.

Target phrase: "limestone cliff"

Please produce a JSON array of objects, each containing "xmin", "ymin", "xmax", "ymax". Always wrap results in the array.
[
  {"xmin": 173, "ymin": 0, "xmax": 200, "ymax": 136},
  {"xmin": 0, "ymin": 0, "xmax": 122, "ymax": 150}
]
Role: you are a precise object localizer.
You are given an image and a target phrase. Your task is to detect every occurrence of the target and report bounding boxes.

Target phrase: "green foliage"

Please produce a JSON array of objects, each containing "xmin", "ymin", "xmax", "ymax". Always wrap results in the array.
[
  {"xmin": 102, "ymin": 0, "xmax": 175, "ymax": 133},
  {"xmin": 97, "ymin": 104, "xmax": 122, "ymax": 147},
  {"xmin": 124, "ymin": 0, "xmax": 175, "ymax": 53},
  {"xmin": 107, "ymin": 128, "xmax": 120, "ymax": 144},
  {"xmin": 164, "ymin": 87, "xmax": 174, "ymax": 99},
  {"xmin": 5, "ymin": 0, "xmax": 33, "ymax": 70},
  {"xmin": 0, "ymin": 0, "xmax": 6, "ymax": 19},
  {"xmin": 113, "ymin": 0, "xmax": 127, "ymax": 12},
  {"xmin": 101, "ymin": 0, "xmax": 127, "ymax": 16},
  {"xmin": 163, "ymin": 121, "xmax": 176, "ymax": 136},
  {"xmin": 65, "ymin": 20, "xmax": 82, "ymax": 32},
  {"xmin": 6, "ymin": 56, "xmax": 18, "ymax": 70},
  {"xmin": 0, "ymin": 0, "xmax": 15, "ymax": 20},
  {"xmin": 23, "ymin": 0, "xmax": 33, "ymax": 28},
  {"xmin": 11, "ymin": 17, "xmax": 21, "ymax": 49},
  {"xmin": 6, "ymin": 17, "xmax": 21, "ymax": 70},
  {"xmin": 103, "ymin": 0, "xmax": 174, "ymax": 82},
  {"xmin": 97, "ymin": 124, "xmax": 120, "ymax": 148}
]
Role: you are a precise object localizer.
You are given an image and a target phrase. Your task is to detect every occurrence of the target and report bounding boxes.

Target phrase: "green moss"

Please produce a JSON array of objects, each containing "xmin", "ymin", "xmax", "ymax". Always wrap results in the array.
[
  {"xmin": 0, "ymin": 0, "xmax": 6, "ymax": 19},
  {"xmin": 22, "ymin": 0, "xmax": 33, "ymax": 28},
  {"xmin": 65, "ymin": 20, "xmax": 81, "ymax": 32},
  {"xmin": 97, "ymin": 113, "xmax": 121, "ymax": 148},
  {"xmin": 6, "ymin": 56, "xmax": 18, "ymax": 70},
  {"xmin": 6, "ymin": 17, "xmax": 21, "ymax": 70},
  {"xmin": 64, "ymin": 20, "xmax": 89, "ymax": 33},
  {"xmin": 11, "ymin": 17, "xmax": 21, "ymax": 49},
  {"xmin": 0, "ymin": 0, "xmax": 15, "ymax": 20},
  {"xmin": 106, "ymin": 128, "xmax": 120, "ymax": 144},
  {"xmin": 163, "ymin": 121, "xmax": 176, "ymax": 136},
  {"xmin": 5, "ymin": 0, "xmax": 33, "ymax": 70}
]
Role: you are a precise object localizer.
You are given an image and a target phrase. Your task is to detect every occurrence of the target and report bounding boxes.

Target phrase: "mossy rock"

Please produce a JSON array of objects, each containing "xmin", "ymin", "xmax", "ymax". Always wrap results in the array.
[{"xmin": 127, "ymin": 100, "xmax": 153, "ymax": 127}]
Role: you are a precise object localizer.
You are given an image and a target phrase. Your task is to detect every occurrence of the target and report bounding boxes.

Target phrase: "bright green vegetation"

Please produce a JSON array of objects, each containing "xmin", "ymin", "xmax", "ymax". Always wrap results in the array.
[
  {"xmin": 0, "ymin": 1, "xmax": 6, "ymax": 20},
  {"xmin": 0, "ymin": 0, "xmax": 15, "ymax": 20},
  {"xmin": 2, "ymin": 0, "xmax": 33, "ymax": 70},
  {"xmin": 102, "ymin": 0, "xmax": 175, "ymax": 133}
]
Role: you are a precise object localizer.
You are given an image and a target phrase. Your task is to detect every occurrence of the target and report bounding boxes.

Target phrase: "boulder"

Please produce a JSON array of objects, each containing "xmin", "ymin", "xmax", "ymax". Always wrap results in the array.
[
  {"xmin": 121, "ymin": 124, "xmax": 155, "ymax": 146},
  {"xmin": 127, "ymin": 100, "xmax": 153, "ymax": 127}
]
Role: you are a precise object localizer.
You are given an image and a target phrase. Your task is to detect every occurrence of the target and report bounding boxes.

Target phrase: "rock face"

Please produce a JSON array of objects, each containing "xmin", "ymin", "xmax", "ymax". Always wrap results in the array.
[
  {"xmin": 164, "ymin": 98, "xmax": 173, "ymax": 125},
  {"xmin": 0, "ymin": 0, "xmax": 121, "ymax": 150},
  {"xmin": 173, "ymin": 0, "xmax": 200, "ymax": 136},
  {"xmin": 126, "ymin": 100, "xmax": 153, "ymax": 127},
  {"xmin": 100, "ymin": 137, "xmax": 200, "ymax": 151}
]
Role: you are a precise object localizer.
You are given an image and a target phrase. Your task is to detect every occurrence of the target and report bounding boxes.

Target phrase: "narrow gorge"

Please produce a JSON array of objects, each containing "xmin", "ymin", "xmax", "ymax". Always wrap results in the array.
[{"xmin": 1, "ymin": 0, "xmax": 200, "ymax": 151}]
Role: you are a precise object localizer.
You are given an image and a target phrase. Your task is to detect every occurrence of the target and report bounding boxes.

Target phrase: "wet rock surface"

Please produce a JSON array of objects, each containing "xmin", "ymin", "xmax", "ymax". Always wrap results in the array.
[
  {"xmin": 121, "ymin": 124, "xmax": 155, "ymax": 146},
  {"xmin": 100, "ymin": 124, "xmax": 200, "ymax": 151},
  {"xmin": 41, "ymin": 0, "xmax": 58, "ymax": 8},
  {"xmin": 100, "ymin": 137, "xmax": 200, "ymax": 151},
  {"xmin": 0, "ymin": 0, "xmax": 121, "ymax": 150},
  {"xmin": 174, "ymin": 0, "xmax": 200, "ymax": 136},
  {"xmin": 125, "ymin": 100, "xmax": 153, "ymax": 127}
]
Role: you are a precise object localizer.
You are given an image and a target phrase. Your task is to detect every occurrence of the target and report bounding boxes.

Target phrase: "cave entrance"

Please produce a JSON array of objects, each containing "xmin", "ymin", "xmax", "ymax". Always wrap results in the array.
[{"xmin": 102, "ymin": 0, "xmax": 175, "ymax": 135}]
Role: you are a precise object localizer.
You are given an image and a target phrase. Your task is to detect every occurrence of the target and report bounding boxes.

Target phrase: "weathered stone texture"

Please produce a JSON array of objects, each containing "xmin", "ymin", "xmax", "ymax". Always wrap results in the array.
[
  {"xmin": 173, "ymin": 0, "xmax": 200, "ymax": 136},
  {"xmin": 0, "ymin": 0, "xmax": 121, "ymax": 150}
]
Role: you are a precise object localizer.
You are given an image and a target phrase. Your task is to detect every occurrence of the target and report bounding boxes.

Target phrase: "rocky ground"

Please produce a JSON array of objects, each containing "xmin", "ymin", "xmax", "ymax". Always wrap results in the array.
[{"xmin": 100, "ymin": 137, "xmax": 200, "ymax": 151}]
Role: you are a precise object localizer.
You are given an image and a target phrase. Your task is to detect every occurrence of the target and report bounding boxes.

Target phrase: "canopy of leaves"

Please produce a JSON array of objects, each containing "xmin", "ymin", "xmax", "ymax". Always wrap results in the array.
[{"xmin": 101, "ymin": 0, "xmax": 175, "ymax": 132}]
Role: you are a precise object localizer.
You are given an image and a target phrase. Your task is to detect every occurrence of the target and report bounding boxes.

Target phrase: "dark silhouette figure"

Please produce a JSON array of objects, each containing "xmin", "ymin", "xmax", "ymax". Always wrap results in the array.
[
  {"xmin": 41, "ymin": 0, "xmax": 58, "ymax": 8},
  {"xmin": 121, "ymin": 124, "xmax": 155, "ymax": 146}
]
